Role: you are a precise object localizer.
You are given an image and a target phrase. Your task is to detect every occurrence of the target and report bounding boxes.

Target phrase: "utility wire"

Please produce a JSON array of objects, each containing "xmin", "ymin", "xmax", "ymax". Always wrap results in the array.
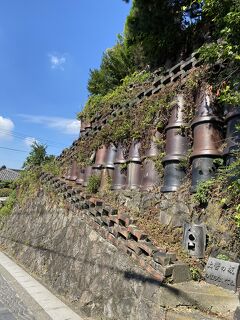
[
  {"xmin": 0, "ymin": 146, "xmax": 28, "ymax": 153},
  {"xmin": 0, "ymin": 128, "xmax": 66, "ymax": 149}
]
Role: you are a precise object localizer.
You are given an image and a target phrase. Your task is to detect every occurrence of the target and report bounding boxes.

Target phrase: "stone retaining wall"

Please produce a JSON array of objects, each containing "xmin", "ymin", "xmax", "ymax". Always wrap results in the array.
[{"xmin": 0, "ymin": 177, "xmax": 238, "ymax": 320}]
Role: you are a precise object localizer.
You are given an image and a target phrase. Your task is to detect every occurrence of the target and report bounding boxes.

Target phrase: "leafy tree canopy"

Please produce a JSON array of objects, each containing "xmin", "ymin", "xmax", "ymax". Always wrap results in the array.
[
  {"xmin": 23, "ymin": 142, "xmax": 54, "ymax": 169},
  {"xmin": 87, "ymin": 0, "xmax": 239, "ymax": 99}
]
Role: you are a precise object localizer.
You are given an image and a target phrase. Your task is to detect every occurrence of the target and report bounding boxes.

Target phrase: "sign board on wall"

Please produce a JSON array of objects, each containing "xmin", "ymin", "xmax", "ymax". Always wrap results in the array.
[{"xmin": 205, "ymin": 257, "xmax": 240, "ymax": 292}]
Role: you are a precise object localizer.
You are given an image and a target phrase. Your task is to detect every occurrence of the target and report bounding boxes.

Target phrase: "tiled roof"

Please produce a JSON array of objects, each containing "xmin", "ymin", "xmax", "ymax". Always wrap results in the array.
[{"xmin": 0, "ymin": 168, "xmax": 21, "ymax": 181}]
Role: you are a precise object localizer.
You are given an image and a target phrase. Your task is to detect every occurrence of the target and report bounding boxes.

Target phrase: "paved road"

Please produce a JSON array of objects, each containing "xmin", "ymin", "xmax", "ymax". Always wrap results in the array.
[
  {"xmin": 0, "ymin": 252, "xmax": 85, "ymax": 320},
  {"xmin": 0, "ymin": 272, "xmax": 36, "ymax": 320}
]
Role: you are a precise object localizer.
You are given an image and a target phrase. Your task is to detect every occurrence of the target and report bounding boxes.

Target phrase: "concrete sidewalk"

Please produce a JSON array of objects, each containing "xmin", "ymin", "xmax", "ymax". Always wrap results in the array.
[{"xmin": 0, "ymin": 252, "xmax": 85, "ymax": 320}]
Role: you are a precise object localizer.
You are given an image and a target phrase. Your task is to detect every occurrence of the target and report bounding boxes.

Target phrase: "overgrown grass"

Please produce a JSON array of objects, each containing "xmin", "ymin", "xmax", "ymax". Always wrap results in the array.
[{"xmin": 0, "ymin": 190, "xmax": 16, "ymax": 217}]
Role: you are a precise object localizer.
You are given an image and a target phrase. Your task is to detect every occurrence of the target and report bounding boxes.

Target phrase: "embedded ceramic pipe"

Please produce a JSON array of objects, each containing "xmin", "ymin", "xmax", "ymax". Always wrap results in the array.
[
  {"xmin": 163, "ymin": 128, "xmax": 188, "ymax": 161},
  {"xmin": 126, "ymin": 162, "xmax": 142, "ymax": 190},
  {"xmin": 93, "ymin": 145, "xmax": 108, "ymax": 168},
  {"xmin": 82, "ymin": 166, "xmax": 92, "ymax": 187},
  {"xmin": 104, "ymin": 144, "xmax": 117, "ymax": 169},
  {"xmin": 145, "ymin": 131, "xmax": 161, "ymax": 158},
  {"xmin": 128, "ymin": 140, "xmax": 141, "ymax": 162},
  {"xmin": 115, "ymin": 144, "xmax": 126, "ymax": 164},
  {"xmin": 69, "ymin": 160, "xmax": 78, "ymax": 181},
  {"xmin": 191, "ymin": 156, "xmax": 218, "ymax": 193},
  {"xmin": 191, "ymin": 121, "xmax": 222, "ymax": 157},
  {"xmin": 112, "ymin": 164, "xmax": 127, "ymax": 190},
  {"xmin": 76, "ymin": 168, "xmax": 85, "ymax": 185},
  {"xmin": 112, "ymin": 144, "xmax": 127, "ymax": 190},
  {"xmin": 166, "ymin": 94, "xmax": 186, "ymax": 129},
  {"xmin": 161, "ymin": 97, "xmax": 189, "ymax": 192},
  {"xmin": 183, "ymin": 223, "xmax": 206, "ymax": 258},
  {"xmin": 141, "ymin": 158, "xmax": 160, "ymax": 191},
  {"xmin": 194, "ymin": 87, "xmax": 216, "ymax": 118},
  {"xmin": 161, "ymin": 160, "xmax": 186, "ymax": 192}
]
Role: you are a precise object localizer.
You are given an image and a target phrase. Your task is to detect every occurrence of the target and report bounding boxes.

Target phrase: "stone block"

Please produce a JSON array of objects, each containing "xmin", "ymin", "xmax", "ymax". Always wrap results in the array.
[
  {"xmin": 89, "ymin": 208, "xmax": 97, "ymax": 217},
  {"xmin": 137, "ymin": 91, "xmax": 144, "ymax": 99},
  {"xmin": 138, "ymin": 241, "xmax": 158, "ymax": 257},
  {"xmin": 109, "ymin": 215, "xmax": 119, "ymax": 225},
  {"xmin": 153, "ymin": 252, "xmax": 170, "ymax": 266},
  {"xmin": 172, "ymin": 262, "xmax": 191, "ymax": 283},
  {"xmin": 101, "ymin": 216, "xmax": 110, "ymax": 227},
  {"xmin": 150, "ymin": 261, "xmax": 174, "ymax": 277},
  {"xmin": 145, "ymin": 265, "xmax": 164, "ymax": 282},
  {"xmin": 118, "ymin": 213, "xmax": 136, "ymax": 227},
  {"xmin": 128, "ymin": 226, "xmax": 148, "ymax": 241},
  {"xmin": 127, "ymin": 241, "xmax": 142, "ymax": 255},
  {"xmin": 158, "ymin": 211, "xmax": 172, "ymax": 226},
  {"xmin": 166, "ymin": 252, "xmax": 177, "ymax": 263},
  {"xmin": 152, "ymin": 77, "xmax": 161, "ymax": 87},
  {"xmin": 117, "ymin": 225, "xmax": 130, "ymax": 240},
  {"xmin": 108, "ymin": 226, "xmax": 118, "ymax": 238}
]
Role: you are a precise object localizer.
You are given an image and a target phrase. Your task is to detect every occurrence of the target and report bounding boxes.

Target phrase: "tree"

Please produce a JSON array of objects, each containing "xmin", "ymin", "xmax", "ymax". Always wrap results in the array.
[
  {"xmin": 23, "ymin": 142, "xmax": 53, "ymax": 169},
  {"xmin": 88, "ymin": 37, "xmax": 136, "ymax": 95}
]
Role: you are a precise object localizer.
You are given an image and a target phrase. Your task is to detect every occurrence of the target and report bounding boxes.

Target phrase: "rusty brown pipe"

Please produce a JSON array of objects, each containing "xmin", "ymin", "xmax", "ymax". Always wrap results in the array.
[
  {"xmin": 69, "ymin": 160, "xmax": 78, "ymax": 181},
  {"xmin": 141, "ymin": 158, "xmax": 160, "ymax": 191},
  {"xmin": 76, "ymin": 168, "xmax": 85, "ymax": 185},
  {"xmin": 112, "ymin": 164, "xmax": 127, "ymax": 190},
  {"xmin": 104, "ymin": 144, "xmax": 117, "ymax": 168},
  {"xmin": 112, "ymin": 144, "xmax": 127, "ymax": 190},
  {"xmin": 126, "ymin": 162, "xmax": 142, "ymax": 190},
  {"xmin": 128, "ymin": 140, "xmax": 141, "ymax": 162},
  {"xmin": 163, "ymin": 128, "xmax": 188, "ymax": 161},
  {"xmin": 93, "ymin": 145, "xmax": 108, "ymax": 168},
  {"xmin": 166, "ymin": 94, "xmax": 186, "ymax": 129},
  {"xmin": 115, "ymin": 144, "xmax": 126, "ymax": 164},
  {"xmin": 141, "ymin": 133, "xmax": 161, "ymax": 190},
  {"xmin": 191, "ymin": 121, "xmax": 222, "ymax": 158},
  {"xmin": 82, "ymin": 166, "xmax": 92, "ymax": 187}
]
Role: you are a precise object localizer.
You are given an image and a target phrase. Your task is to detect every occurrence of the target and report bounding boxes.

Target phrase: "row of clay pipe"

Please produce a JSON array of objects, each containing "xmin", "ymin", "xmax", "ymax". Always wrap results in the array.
[
  {"xmin": 65, "ymin": 89, "xmax": 240, "ymax": 193},
  {"xmin": 64, "ymin": 139, "xmax": 161, "ymax": 191}
]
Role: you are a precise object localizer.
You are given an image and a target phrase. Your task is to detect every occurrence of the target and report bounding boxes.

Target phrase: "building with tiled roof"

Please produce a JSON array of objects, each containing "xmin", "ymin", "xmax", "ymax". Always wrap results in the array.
[{"xmin": 0, "ymin": 166, "xmax": 21, "ymax": 181}]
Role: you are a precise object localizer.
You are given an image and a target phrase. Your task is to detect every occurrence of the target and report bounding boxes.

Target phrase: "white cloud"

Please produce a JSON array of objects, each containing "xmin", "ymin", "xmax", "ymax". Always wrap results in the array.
[
  {"xmin": 0, "ymin": 115, "xmax": 15, "ymax": 140},
  {"xmin": 24, "ymin": 137, "xmax": 39, "ymax": 147},
  {"xmin": 48, "ymin": 53, "xmax": 66, "ymax": 70},
  {"xmin": 19, "ymin": 114, "xmax": 80, "ymax": 135}
]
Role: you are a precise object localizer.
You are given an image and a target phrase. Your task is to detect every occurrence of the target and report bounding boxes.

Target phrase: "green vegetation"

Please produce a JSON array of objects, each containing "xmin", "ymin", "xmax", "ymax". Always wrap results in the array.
[
  {"xmin": 194, "ymin": 179, "xmax": 215, "ymax": 205},
  {"xmin": 0, "ymin": 188, "xmax": 13, "ymax": 197},
  {"xmin": 0, "ymin": 190, "xmax": 16, "ymax": 217},
  {"xmin": 79, "ymin": 70, "xmax": 151, "ymax": 122},
  {"xmin": 193, "ymin": 153, "xmax": 240, "ymax": 229},
  {"xmin": 0, "ymin": 180, "xmax": 14, "ymax": 199},
  {"xmin": 0, "ymin": 142, "xmax": 60, "ymax": 214},
  {"xmin": 87, "ymin": 174, "xmax": 101, "ymax": 193},
  {"xmin": 88, "ymin": 36, "xmax": 137, "ymax": 95},
  {"xmin": 23, "ymin": 142, "xmax": 55, "ymax": 169},
  {"xmin": 190, "ymin": 267, "xmax": 201, "ymax": 281},
  {"xmin": 0, "ymin": 180, "xmax": 13, "ymax": 189},
  {"xmin": 216, "ymin": 253, "xmax": 230, "ymax": 261}
]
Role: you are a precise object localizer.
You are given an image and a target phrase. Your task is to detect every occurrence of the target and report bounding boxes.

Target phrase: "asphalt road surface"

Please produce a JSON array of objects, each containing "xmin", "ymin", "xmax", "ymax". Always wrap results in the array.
[{"xmin": 0, "ymin": 252, "xmax": 84, "ymax": 320}]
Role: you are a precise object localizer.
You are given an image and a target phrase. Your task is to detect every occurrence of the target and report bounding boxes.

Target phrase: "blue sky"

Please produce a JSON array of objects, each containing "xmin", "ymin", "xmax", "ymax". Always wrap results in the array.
[{"xmin": 0, "ymin": 0, "xmax": 131, "ymax": 169}]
